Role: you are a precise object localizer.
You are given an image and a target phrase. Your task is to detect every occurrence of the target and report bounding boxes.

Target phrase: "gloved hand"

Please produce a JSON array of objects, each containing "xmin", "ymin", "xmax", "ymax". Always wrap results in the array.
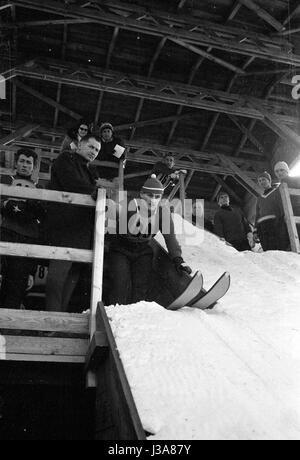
[
  {"xmin": 247, "ymin": 232, "xmax": 255, "ymax": 249},
  {"xmin": 173, "ymin": 257, "xmax": 192, "ymax": 275}
]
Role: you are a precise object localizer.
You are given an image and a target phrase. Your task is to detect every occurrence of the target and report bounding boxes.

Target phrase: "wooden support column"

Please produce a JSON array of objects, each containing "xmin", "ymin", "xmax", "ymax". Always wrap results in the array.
[
  {"xmin": 238, "ymin": 0, "xmax": 285, "ymax": 32},
  {"xmin": 87, "ymin": 188, "xmax": 106, "ymax": 388},
  {"xmin": 179, "ymin": 172, "xmax": 186, "ymax": 215},
  {"xmin": 279, "ymin": 183, "xmax": 300, "ymax": 253},
  {"xmin": 219, "ymin": 155, "xmax": 262, "ymax": 197}
]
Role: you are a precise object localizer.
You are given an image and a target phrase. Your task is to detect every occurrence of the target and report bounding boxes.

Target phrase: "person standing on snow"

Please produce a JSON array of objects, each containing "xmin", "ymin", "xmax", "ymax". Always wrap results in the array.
[
  {"xmin": 214, "ymin": 191, "xmax": 254, "ymax": 251},
  {"xmin": 107, "ymin": 174, "xmax": 192, "ymax": 305}
]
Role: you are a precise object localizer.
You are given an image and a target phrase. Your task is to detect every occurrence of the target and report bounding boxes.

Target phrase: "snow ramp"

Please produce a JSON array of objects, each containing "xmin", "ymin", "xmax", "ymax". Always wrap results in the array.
[{"xmin": 103, "ymin": 214, "xmax": 300, "ymax": 440}]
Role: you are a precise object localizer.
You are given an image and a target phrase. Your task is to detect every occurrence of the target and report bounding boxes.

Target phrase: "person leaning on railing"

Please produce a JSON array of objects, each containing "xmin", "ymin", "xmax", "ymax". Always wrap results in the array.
[
  {"xmin": 60, "ymin": 119, "xmax": 92, "ymax": 153},
  {"xmin": 0, "ymin": 148, "xmax": 46, "ymax": 309},
  {"xmin": 45, "ymin": 134, "xmax": 104, "ymax": 313}
]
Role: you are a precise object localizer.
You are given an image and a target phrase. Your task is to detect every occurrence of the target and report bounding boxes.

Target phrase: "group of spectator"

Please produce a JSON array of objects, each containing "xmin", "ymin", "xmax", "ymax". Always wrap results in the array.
[
  {"xmin": 0, "ymin": 121, "xmax": 299, "ymax": 312},
  {"xmin": 213, "ymin": 161, "xmax": 300, "ymax": 253}
]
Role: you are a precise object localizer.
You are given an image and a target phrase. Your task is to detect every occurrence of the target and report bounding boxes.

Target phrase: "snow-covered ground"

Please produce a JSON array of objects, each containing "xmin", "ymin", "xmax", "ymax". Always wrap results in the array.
[{"xmin": 105, "ymin": 215, "xmax": 300, "ymax": 440}]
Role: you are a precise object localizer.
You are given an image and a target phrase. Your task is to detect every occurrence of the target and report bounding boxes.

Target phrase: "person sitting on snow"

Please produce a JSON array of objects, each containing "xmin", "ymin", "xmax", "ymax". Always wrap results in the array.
[
  {"xmin": 214, "ymin": 191, "xmax": 254, "ymax": 251},
  {"xmin": 255, "ymin": 171, "xmax": 289, "ymax": 251},
  {"xmin": 107, "ymin": 175, "xmax": 192, "ymax": 306}
]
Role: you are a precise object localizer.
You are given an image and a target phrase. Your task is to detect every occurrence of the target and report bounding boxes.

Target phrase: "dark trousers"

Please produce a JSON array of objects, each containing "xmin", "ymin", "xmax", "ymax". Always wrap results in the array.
[
  {"xmin": 46, "ymin": 260, "xmax": 81, "ymax": 312},
  {"xmin": 0, "ymin": 229, "xmax": 36, "ymax": 309},
  {"xmin": 230, "ymin": 239, "xmax": 250, "ymax": 252},
  {"xmin": 108, "ymin": 245, "xmax": 153, "ymax": 305},
  {"xmin": 257, "ymin": 219, "xmax": 280, "ymax": 251}
]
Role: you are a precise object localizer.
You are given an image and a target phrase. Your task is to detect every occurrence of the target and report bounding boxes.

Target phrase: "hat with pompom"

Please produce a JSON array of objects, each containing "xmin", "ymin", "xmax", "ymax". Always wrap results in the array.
[
  {"xmin": 274, "ymin": 161, "xmax": 289, "ymax": 173},
  {"xmin": 100, "ymin": 122, "xmax": 114, "ymax": 133},
  {"xmin": 141, "ymin": 174, "xmax": 164, "ymax": 194}
]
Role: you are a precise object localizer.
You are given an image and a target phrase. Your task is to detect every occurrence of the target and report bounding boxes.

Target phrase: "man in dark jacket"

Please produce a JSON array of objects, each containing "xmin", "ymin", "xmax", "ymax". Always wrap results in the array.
[
  {"xmin": 255, "ymin": 171, "xmax": 289, "ymax": 251},
  {"xmin": 0, "ymin": 148, "xmax": 45, "ymax": 308},
  {"xmin": 45, "ymin": 134, "xmax": 101, "ymax": 312},
  {"xmin": 214, "ymin": 191, "xmax": 253, "ymax": 251},
  {"xmin": 107, "ymin": 175, "xmax": 192, "ymax": 305},
  {"xmin": 152, "ymin": 155, "xmax": 187, "ymax": 191}
]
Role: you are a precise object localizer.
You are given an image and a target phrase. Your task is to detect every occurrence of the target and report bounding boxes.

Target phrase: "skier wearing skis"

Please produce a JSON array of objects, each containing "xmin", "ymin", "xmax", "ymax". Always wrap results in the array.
[{"xmin": 107, "ymin": 174, "xmax": 192, "ymax": 305}]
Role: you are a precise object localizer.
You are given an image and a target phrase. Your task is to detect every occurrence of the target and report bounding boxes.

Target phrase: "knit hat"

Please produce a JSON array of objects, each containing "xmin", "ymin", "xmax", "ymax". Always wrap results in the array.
[
  {"xmin": 274, "ymin": 161, "xmax": 289, "ymax": 173},
  {"xmin": 257, "ymin": 171, "xmax": 272, "ymax": 182},
  {"xmin": 141, "ymin": 174, "xmax": 164, "ymax": 194},
  {"xmin": 100, "ymin": 122, "xmax": 114, "ymax": 133}
]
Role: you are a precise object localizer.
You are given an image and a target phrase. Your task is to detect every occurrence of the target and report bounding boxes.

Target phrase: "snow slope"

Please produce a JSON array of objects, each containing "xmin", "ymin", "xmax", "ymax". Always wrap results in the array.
[{"xmin": 105, "ymin": 215, "xmax": 300, "ymax": 440}]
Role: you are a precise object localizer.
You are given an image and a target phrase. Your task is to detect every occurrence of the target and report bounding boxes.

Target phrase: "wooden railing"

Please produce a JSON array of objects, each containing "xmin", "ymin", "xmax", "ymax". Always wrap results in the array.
[
  {"xmin": 279, "ymin": 182, "xmax": 300, "ymax": 253},
  {"xmin": 0, "ymin": 184, "xmax": 106, "ymax": 378}
]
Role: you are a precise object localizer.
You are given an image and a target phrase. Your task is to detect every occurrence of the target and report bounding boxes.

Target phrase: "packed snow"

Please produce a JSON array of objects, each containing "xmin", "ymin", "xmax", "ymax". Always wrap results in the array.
[{"xmin": 105, "ymin": 214, "xmax": 300, "ymax": 440}]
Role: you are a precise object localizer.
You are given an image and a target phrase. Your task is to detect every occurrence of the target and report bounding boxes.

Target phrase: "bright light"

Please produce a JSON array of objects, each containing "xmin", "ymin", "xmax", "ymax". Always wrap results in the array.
[{"xmin": 290, "ymin": 160, "xmax": 300, "ymax": 177}]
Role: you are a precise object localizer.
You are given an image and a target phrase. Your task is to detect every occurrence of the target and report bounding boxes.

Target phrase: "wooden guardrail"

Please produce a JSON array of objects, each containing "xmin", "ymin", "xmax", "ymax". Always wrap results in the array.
[
  {"xmin": 0, "ymin": 185, "xmax": 106, "ymax": 371},
  {"xmin": 279, "ymin": 182, "xmax": 300, "ymax": 253}
]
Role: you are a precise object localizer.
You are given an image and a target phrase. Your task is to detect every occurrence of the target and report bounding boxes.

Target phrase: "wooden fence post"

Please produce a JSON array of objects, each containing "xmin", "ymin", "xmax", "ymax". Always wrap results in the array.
[{"xmin": 279, "ymin": 183, "xmax": 300, "ymax": 253}]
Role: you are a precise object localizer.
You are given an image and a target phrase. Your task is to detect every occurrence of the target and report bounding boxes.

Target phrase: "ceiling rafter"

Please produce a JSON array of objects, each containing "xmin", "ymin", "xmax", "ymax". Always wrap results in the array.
[
  {"xmin": 12, "ymin": 60, "xmax": 298, "ymax": 124},
  {"xmin": 14, "ymin": 78, "xmax": 82, "ymax": 120},
  {"xmin": 129, "ymin": 36, "xmax": 167, "ymax": 141},
  {"xmin": 53, "ymin": 23, "xmax": 68, "ymax": 128},
  {"xmin": 238, "ymin": 0, "xmax": 285, "ymax": 32},
  {"xmin": 7, "ymin": 0, "xmax": 300, "ymax": 67},
  {"xmin": 94, "ymin": 26, "xmax": 119, "ymax": 127}
]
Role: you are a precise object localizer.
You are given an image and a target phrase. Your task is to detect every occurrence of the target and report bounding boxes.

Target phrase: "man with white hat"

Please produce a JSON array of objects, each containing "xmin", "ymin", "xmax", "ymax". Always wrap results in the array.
[{"xmin": 107, "ymin": 174, "xmax": 192, "ymax": 305}]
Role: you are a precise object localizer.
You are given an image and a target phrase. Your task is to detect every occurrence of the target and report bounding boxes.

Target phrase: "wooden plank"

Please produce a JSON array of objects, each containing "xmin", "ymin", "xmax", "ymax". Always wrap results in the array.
[
  {"xmin": 2, "ymin": 335, "xmax": 88, "ymax": 357},
  {"xmin": 0, "ymin": 353, "xmax": 86, "ymax": 363},
  {"xmin": 0, "ymin": 242, "xmax": 93, "ymax": 263},
  {"xmin": 289, "ymin": 188, "xmax": 300, "ymax": 197},
  {"xmin": 0, "ymin": 124, "xmax": 39, "ymax": 145},
  {"xmin": 179, "ymin": 172, "xmax": 186, "ymax": 215},
  {"xmin": 95, "ymin": 303, "xmax": 146, "ymax": 440},
  {"xmin": 0, "ymin": 184, "xmax": 96, "ymax": 207},
  {"xmin": 14, "ymin": 79, "xmax": 82, "ymax": 120},
  {"xmin": 295, "ymin": 217, "xmax": 300, "ymax": 224},
  {"xmin": 170, "ymin": 38, "xmax": 246, "ymax": 75},
  {"xmin": 219, "ymin": 154, "xmax": 262, "ymax": 196},
  {"xmin": 238, "ymin": 0, "xmax": 285, "ymax": 32},
  {"xmin": 279, "ymin": 183, "xmax": 300, "ymax": 253},
  {"xmin": 0, "ymin": 309, "xmax": 89, "ymax": 334},
  {"xmin": 87, "ymin": 189, "xmax": 106, "ymax": 388}
]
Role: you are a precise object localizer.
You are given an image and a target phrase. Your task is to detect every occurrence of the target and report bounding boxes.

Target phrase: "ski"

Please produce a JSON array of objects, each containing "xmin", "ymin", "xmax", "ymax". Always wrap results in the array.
[
  {"xmin": 188, "ymin": 272, "xmax": 230, "ymax": 310},
  {"xmin": 166, "ymin": 271, "xmax": 203, "ymax": 311}
]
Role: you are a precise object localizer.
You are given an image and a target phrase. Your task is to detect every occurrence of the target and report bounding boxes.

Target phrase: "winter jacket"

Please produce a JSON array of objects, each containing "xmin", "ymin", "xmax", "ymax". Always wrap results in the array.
[
  {"xmin": 46, "ymin": 150, "xmax": 98, "ymax": 249},
  {"xmin": 0, "ymin": 175, "xmax": 45, "ymax": 240},
  {"xmin": 152, "ymin": 162, "xmax": 174, "ymax": 185},
  {"xmin": 255, "ymin": 185, "xmax": 284, "ymax": 226},
  {"xmin": 109, "ymin": 197, "xmax": 182, "ymax": 259},
  {"xmin": 214, "ymin": 205, "xmax": 251, "ymax": 244}
]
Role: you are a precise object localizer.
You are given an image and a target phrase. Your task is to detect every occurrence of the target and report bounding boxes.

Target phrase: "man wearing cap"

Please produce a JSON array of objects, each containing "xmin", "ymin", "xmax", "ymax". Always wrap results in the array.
[
  {"xmin": 107, "ymin": 174, "xmax": 192, "ymax": 305},
  {"xmin": 94, "ymin": 122, "xmax": 126, "ymax": 181},
  {"xmin": 214, "ymin": 191, "xmax": 253, "ymax": 251},
  {"xmin": 255, "ymin": 171, "xmax": 288, "ymax": 251}
]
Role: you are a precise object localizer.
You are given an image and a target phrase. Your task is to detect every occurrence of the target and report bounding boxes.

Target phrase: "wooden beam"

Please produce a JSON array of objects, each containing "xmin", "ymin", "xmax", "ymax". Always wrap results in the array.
[
  {"xmin": 238, "ymin": 0, "xmax": 285, "ymax": 32},
  {"xmin": 115, "ymin": 112, "xmax": 194, "ymax": 132},
  {"xmin": 227, "ymin": 114, "xmax": 264, "ymax": 153},
  {"xmin": 14, "ymin": 61, "xmax": 298, "ymax": 124},
  {"xmin": 227, "ymin": 1, "xmax": 242, "ymax": 21},
  {"xmin": 2, "ymin": 19, "xmax": 92, "ymax": 28},
  {"xmin": 9, "ymin": 0, "xmax": 296, "ymax": 68},
  {"xmin": 169, "ymin": 38, "xmax": 246, "ymax": 75},
  {"xmin": 283, "ymin": 2, "xmax": 300, "ymax": 26},
  {"xmin": 219, "ymin": 154, "xmax": 262, "ymax": 196},
  {"xmin": 53, "ymin": 23, "xmax": 68, "ymax": 128},
  {"xmin": 279, "ymin": 183, "xmax": 300, "ymax": 252},
  {"xmin": 0, "ymin": 309, "xmax": 89, "ymax": 335},
  {"xmin": 14, "ymin": 79, "xmax": 82, "ymax": 120},
  {"xmin": 0, "ymin": 184, "xmax": 96, "ymax": 206},
  {"xmin": 94, "ymin": 26, "xmax": 119, "ymax": 127},
  {"xmin": 177, "ymin": 0, "xmax": 188, "ymax": 9},
  {"xmin": 0, "ymin": 242, "xmax": 93, "ymax": 263},
  {"xmin": 130, "ymin": 37, "xmax": 167, "ymax": 140},
  {"xmin": 0, "ymin": 123, "xmax": 39, "ymax": 145}
]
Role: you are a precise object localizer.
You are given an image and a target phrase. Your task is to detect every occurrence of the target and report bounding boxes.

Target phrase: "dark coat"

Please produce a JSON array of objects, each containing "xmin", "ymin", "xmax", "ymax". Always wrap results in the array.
[
  {"xmin": 0, "ymin": 175, "xmax": 45, "ymax": 240},
  {"xmin": 255, "ymin": 186, "xmax": 284, "ymax": 226},
  {"xmin": 109, "ymin": 197, "xmax": 182, "ymax": 260},
  {"xmin": 46, "ymin": 150, "xmax": 97, "ymax": 249},
  {"xmin": 214, "ymin": 205, "xmax": 251, "ymax": 245}
]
